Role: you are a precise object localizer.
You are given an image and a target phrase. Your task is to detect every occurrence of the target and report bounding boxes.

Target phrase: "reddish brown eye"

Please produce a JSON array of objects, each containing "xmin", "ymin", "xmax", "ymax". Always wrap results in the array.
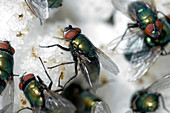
[
  {"xmin": 11, "ymin": 47, "xmax": 15, "ymax": 54},
  {"xmin": 155, "ymin": 21, "xmax": 163, "ymax": 30},
  {"xmin": 74, "ymin": 28, "xmax": 81, "ymax": 33},
  {"xmin": 0, "ymin": 42, "xmax": 9, "ymax": 50},
  {"xmin": 23, "ymin": 74, "xmax": 34, "ymax": 82},
  {"xmin": 167, "ymin": 15, "xmax": 170, "ymax": 19},
  {"xmin": 19, "ymin": 82, "xmax": 22, "ymax": 90},
  {"xmin": 65, "ymin": 31, "xmax": 78, "ymax": 40},
  {"xmin": 145, "ymin": 24, "xmax": 154, "ymax": 35}
]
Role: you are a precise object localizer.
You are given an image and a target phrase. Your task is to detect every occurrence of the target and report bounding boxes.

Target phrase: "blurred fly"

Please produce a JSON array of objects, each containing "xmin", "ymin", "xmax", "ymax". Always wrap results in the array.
[
  {"xmin": 108, "ymin": 6, "xmax": 170, "ymax": 81},
  {"xmin": 0, "ymin": 41, "xmax": 15, "ymax": 112},
  {"xmin": 40, "ymin": 25, "xmax": 119, "ymax": 92},
  {"xmin": 126, "ymin": 74, "xmax": 170, "ymax": 113},
  {"xmin": 25, "ymin": 0, "xmax": 63, "ymax": 20},
  {"xmin": 61, "ymin": 83, "xmax": 111, "ymax": 113},
  {"xmin": 17, "ymin": 57, "xmax": 76, "ymax": 113},
  {"xmin": 110, "ymin": 0, "xmax": 170, "ymax": 50}
]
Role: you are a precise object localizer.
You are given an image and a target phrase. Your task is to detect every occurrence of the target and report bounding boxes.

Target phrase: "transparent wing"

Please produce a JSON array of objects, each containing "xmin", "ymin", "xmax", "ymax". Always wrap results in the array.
[
  {"xmin": 43, "ymin": 90, "xmax": 76, "ymax": 113},
  {"xmin": 146, "ymin": 74, "xmax": 170, "ymax": 93},
  {"xmin": 127, "ymin": 47, "xmax": 161, "ymax": 81},
  {"xmin": 1, "ymin": 79, "xmax": 14, "ymax": 113},
  {"xmin": 91, "ymin": 101, "xmax": 111, "ymax": 113},
  {"xmin": 125, "ymin": 110, "xmax": 133, "ymax": 113},
  {"xmin": 142, "ymin": 0, "xmax": 157, "ymax": 12},
  {"xmin": 107, "ymin": 30, "xmax": 146, "ymax": 54},
  {"xmin": 0, "ymin": 103, "xmax": 12, "ymax": 113},
  {"xmin": 32, "ymin": 107, "xmax": 41, "ymax": 113},
  {"xmin": 25, "ymin": 0, "xmax": 49, "ymax": 20},
  {"xmin": 111, "ymin": 0, "xmax": 138, "ymax": 21},
  {"xmin": 79, "ymin": 54, "xmax": 100, "ymax": 92},
  {"xmin": 94, "ymin": 47, "xmax": 119, "ymax": 75}
]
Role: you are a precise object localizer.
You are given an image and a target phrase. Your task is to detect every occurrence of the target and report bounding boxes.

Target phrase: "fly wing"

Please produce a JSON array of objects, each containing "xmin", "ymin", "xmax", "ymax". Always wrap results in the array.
[
  {"xmin": 91, "ymin": 101, "xmax": 111, "ymax": 113},
  {"xmin": 142, "ymin": 0, "xmax": 157, "ymax": 12},
  {"xmin": 107, "ymin": 30, "xmax": 146, "ymax": 54},
  {"xmin": 146, "ymin": 74, "xmax": 170, "ymax": 93},
  {"xmin": 42, "ymin": 90, "xmax": 76, "ymax": 113},
  {"xmin": 1, "ymin": 79, "xmax": 14, "ymax": 113},
  {"xmin": 25, "ymin": 0, "xmax": 49, "ymax": 20},
  {"xmin": 79, "ymin": 54, "xmax": 100, "ymax": 92},
  {"xmin": 32, "ymin": 107, "xmax": 42, "ymax": 113},
  {"xmin": 127, "ymin": 46, "xmax": 161, "ymax": 81},
  {"xmin": 93, "ymin": 47, "xmax": 119, "ymax": 75},
  {"xmin": 0, "ymin": 103, "xmax": 12, "ymax": 113},
  {"xmin": 125, "ymin": 110, "xmax": 133, "ymax": 113},
  {"xmin": 111, "ymin": 0, "xmax": 138, "ymax": 21}
]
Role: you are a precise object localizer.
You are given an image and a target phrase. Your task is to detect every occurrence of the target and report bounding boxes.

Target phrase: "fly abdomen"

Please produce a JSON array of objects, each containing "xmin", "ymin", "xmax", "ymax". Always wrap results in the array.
[
  {"xmin": 131, "ymin": 91, "xmax": 159, "ymax": 112},
  {"xmin": 81, "ymin": 91, "xmax": 101, "ymax": 112}
]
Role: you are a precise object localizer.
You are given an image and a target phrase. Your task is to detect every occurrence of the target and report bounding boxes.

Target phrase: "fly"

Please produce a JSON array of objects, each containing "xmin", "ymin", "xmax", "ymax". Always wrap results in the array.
[{"xmin": 40, "ymin": 25, "xmax": 119, "ymax": 92}]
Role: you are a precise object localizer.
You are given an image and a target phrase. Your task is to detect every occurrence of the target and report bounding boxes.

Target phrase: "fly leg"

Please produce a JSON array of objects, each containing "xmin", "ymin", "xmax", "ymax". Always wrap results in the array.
[
  {"xmin": 158, "ymin": 94, "xmax": 170, "ymax": 112},
  {"xmin": 63, "ymin": 58, "xmax": 78, "ymax": 89},
  {"xmin": 39, "ymin": 19, "xmax": 43, "ymax": 25},
  {"xmin": 39, "ymin": 44, "xmax": 70, "ymax": 51},
  {"xmin": 16, "ymin": 107, "xmax": 32, "ymax": 113},
  {"xmin": 47, "ymin": 62, "xmax": 75, "ymax": 91},
  {"xmin": 54, "ymin": 57, "xmax": 78, "ymax": 92},
  {"xmin": 39, "ymin": 57, "xmax": 53, "ymax": 90},
  {"xmin": 56, "ymin": 72, "xmax": 64, "ymax": 91},
  {"xmin": 112, "ymin": 23, "xmax": 139, "ymax": 51},
  {"xmin": 157, "ymin": 11, "xmax": 170, "ymax": 24},
  {"xmin": 160, "ymin": 47, "xmax": 170, "ymax": 56},
  {"xmin": 48, "ymin": 62, "xmax": 75, "ymax": 69},
  {"xmin": 13, "ymin": 74, "xmax": 19, "ymax": 76}
]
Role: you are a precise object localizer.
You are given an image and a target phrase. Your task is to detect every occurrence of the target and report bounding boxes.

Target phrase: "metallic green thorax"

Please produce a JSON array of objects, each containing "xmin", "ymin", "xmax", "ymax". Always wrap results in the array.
[
  {"xmin": 70, "ymin": 34, "xmax": 96, "ymax": 58},
  {"xmin": 0, "ymin": 51, "xmax": 13, "ymax": 79},
  {"xmin": 81, "ymin": 91, "xmax": 100, "ymax": 112},
  {"xmin": 24, "ymin": 80, "xmax": 44, "ymax": 107},
  {"xmin": 48, "ymin": 0, "xmax": 62, "ymax": 8},
  {"xmin": 131, "ymin": 91, "xmax": 159, "ymax": 112},
  {"xmin": 137, "ymin": 6, "xmax": 157, "ymax": 29},
  {"xmin": 146, "ymin": 19, "xmax": 170, "ymax": 47},
  {"xmin": 128, "ymin": 1, "xmax": 157, "ymax": 29}
]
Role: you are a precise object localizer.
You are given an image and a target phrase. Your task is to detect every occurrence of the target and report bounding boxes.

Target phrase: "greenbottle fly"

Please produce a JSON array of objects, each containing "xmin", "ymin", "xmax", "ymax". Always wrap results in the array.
[
  {"xmin": 17, "ymin": 57, "xmax": 76, "ymax": 113},
  {"xmin": 108, "ymin": 13, "xmax": 170, "ymax": 81},
  {"xmin": 40, "ymin": 25, "xmax": 119, "ymax": 92},
  {"xmin": 110, "ymin": 0, "xmax": 170, "ymax": 50},
  {"xmin": 0, "ymin": 41, "xmax": 15, "ymax": 112},
  {"xmin": 126, "ymin": 74, "xmax": 170, "ymax": 113},
  {"xmin": 25, "ymin": 0, "xmax": 62, "ymax": 20},
  {"xmin": 61, "ymin": 83, "xmax": 111, "ymax": 113}
]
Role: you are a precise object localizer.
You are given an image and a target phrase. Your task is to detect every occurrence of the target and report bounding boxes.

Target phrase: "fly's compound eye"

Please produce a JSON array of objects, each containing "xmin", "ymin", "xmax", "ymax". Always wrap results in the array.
[
  {"xmin": 11, "ymin": 47, "xmax": 15, "ymax": 54},
  {"xmin": 155, "ymin": 21, "xmax": 163, "ymax": 30},
  {"xmin": 145, "ymin": 23, "xmax": 154, "ymax": 35},
  {"xmin": 64, "ymin": 27, "xmax": 81, "ymax": 40},
  {"xmin": 19, "ymin": 74, "xmax": 35, "ymax": 90},
  {"xmin": 19, "ymin": 82, "xmax": 22, "ymax": 90},
  {"xmin": 74, "ymin": 27, "xmax": 81, "ymax": 33},
  {"xmin": 0, "ymin": 42, "xmax": 15, "ymax": 54},
  {"xmin": 167, "ymin": 15, "xmax": 170, "ymax": 19},
  {"xmin": 0, "ymin": 42, "xmax": 9, "ymax": 50},
  {"xmin": 65, "ymin": 30, "xmax": 78, "ymax": 40}
]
